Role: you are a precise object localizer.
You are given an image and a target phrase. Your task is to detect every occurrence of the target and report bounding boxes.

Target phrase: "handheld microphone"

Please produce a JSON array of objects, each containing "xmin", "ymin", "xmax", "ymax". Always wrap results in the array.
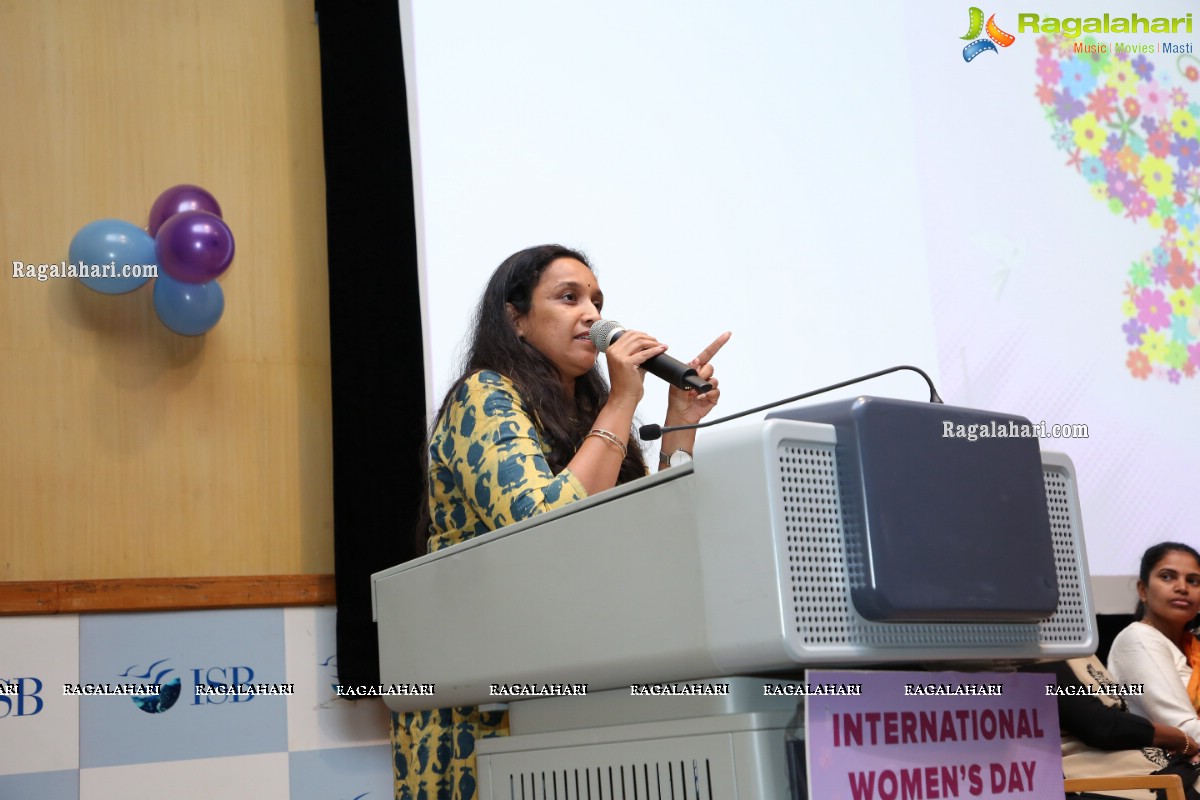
[
  {"xmin": 589, "ymin": 320, "xmax": 713, "ymax": 393},
  {"xmin": 638, "ymin": 364, "xmax": 944, "ymax": 440}
]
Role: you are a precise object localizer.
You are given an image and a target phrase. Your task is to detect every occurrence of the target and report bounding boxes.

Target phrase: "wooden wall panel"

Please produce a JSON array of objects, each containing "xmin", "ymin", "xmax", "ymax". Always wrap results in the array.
[
  {"xmin": 0, "ymin": 0, "xmax": 333, "ymax": 581},
  {"xmin": 0, "ymin": 575, "xmax": 336, "ymax": 615}
]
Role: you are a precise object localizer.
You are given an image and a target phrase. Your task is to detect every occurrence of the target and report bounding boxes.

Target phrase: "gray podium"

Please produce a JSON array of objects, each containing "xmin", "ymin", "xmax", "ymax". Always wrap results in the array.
[{"xmin": 373, "ymin": 404, "xmax": 1096, "ymax": 799}]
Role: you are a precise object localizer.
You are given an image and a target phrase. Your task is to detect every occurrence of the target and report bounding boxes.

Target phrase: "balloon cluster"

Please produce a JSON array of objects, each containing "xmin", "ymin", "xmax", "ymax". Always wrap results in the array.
[{"xmin": 69, "ymin": 185, "xmax": 234, "ymax": 336}]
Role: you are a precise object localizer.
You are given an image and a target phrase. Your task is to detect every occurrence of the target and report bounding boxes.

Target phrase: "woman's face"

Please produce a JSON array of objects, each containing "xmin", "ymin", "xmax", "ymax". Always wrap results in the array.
[
  {"xmin": 1139, "ymin": 549, "xmax": 1200, "ymax": 631},
  {"xmin": 511, "ymin": 258, "xmax": 604, "ymax": 389}
]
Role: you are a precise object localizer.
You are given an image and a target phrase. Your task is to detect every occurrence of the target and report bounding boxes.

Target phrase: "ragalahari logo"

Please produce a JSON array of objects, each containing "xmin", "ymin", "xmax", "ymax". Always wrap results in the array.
[{"xmin": 962, "ymin": 7, "xmax": 1016, "ymax": 62}]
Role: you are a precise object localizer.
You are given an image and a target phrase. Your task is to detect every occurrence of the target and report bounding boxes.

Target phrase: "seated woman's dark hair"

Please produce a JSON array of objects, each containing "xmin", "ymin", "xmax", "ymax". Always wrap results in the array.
[
  {"xmin": 413, "ymin": 244, "xmax": 645, "ymax": 551},
  {"xmin": 1135, "ymin": 541, "xmax": 1200, "ymax": 620}
]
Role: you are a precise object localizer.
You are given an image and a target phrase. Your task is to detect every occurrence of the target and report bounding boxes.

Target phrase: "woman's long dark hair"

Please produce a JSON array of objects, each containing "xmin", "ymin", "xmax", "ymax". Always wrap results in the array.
[
  {"xmin": 1135, "ymin": 541, "xmax": 1200, "ymax": 625},
  {"xmin": 414, "ymin": 244, "xmax": 645, "ymax": 550}
]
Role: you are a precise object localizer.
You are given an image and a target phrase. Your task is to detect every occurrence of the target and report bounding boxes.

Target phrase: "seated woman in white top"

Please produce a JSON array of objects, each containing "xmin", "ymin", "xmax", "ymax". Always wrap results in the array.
[{"xmin": 1108, "ymin": 542, "xmax": 1200, "ymax": 743}]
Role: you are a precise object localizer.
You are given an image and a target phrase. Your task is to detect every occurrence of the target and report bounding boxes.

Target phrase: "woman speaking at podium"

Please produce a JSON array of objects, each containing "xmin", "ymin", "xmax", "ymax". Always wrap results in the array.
[{"xmin": 392, "ymin": 244, "xmax": 729, "ymax": 800}]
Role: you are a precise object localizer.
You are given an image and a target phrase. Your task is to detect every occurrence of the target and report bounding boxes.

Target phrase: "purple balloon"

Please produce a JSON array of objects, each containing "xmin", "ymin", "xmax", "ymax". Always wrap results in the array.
[
  {"xmin": 155, "ymin": 210, "xmax": 235, "ymax": 284},
  {"xmin": 147, "ymin": 184, "xmax": 222, "ymax": 237}
]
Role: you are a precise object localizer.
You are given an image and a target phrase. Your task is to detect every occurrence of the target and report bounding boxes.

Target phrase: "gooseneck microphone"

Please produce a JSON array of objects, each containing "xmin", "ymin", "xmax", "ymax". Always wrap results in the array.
[
  {"xmin": 638, "ymin": 365, "xmax": 944, "ymax": 441},
  {"xmin": 589, "ymin": 320, "xmax": 713, "ymax": 393}
]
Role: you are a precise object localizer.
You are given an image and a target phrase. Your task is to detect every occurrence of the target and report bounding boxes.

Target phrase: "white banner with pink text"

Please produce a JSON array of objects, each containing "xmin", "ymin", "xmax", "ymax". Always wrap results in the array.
[{"xmin": 804, "ymin": 670, "xmax": 1062, "ymax": 800}]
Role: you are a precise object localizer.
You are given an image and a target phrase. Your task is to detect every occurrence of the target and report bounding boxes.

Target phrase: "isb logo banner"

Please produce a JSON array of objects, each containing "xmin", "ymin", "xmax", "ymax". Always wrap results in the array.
[
  {"xmin": 118, "ymin": 659, "xmax": 182, "ymax": 713},
  {"xmin": 79, "ymin": 609, "xmax": 289, "ymax": 769},
  {"xmin": 0, "ymin": 678, "xmax": 44, "ymax": 718}
]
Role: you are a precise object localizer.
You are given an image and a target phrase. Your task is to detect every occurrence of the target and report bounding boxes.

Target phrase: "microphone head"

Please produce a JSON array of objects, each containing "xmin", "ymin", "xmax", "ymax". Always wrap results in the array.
[
  {"xmin": 588, "ymin": 319, "xmax": 624, "ymax": 352},
  {"xmin": 638, "ymin": 423, "xmax": 663, "ymax": 441}
]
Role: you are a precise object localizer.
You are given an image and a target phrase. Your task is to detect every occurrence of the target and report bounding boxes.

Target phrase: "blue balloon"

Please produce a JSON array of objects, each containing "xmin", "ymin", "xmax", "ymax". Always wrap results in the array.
[
  {"xmin": 69, "ymin": 218, "xmax": 156, "ymax": 294},
  {"xmin": 153, "ymin": 273, "xmax": 225, "ymax": 336}
]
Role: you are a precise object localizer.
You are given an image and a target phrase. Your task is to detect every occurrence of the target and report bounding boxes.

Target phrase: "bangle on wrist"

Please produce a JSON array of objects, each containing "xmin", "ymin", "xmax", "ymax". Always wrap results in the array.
[{"xmin": 586, "ymin": 428, "xmax": 627, "ymax": 457}]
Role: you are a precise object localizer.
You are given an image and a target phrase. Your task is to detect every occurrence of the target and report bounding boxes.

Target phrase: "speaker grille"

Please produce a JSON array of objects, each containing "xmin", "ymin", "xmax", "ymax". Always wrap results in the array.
[
  {"xmin": 776, "ymin": 442, "xmax": 1090, "ymax": 651},
  {"xmin": 1040, "ymin": 467, "xmax": 1089, "ymax": 642},
  {"xmin": 501, "ymin": 759, "xmax": 714, "ymax": 799}
]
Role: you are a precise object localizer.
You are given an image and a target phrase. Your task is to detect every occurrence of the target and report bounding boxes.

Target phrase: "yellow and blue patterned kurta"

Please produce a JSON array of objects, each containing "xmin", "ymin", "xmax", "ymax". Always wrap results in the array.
[
  {"xmin": 392, "ymin": 370, "xmax": 589, "ymax": 800},
  {"xmin": 426, "ymin": 369, "xmax": 589, "ymax": 551}
]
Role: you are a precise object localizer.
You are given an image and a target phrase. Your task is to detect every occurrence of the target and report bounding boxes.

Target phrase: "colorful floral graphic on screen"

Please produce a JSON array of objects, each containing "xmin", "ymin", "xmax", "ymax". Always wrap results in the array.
[{"xmin": 1036, "ymin": 36, "xmax": 1200, "ymax": 382}]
